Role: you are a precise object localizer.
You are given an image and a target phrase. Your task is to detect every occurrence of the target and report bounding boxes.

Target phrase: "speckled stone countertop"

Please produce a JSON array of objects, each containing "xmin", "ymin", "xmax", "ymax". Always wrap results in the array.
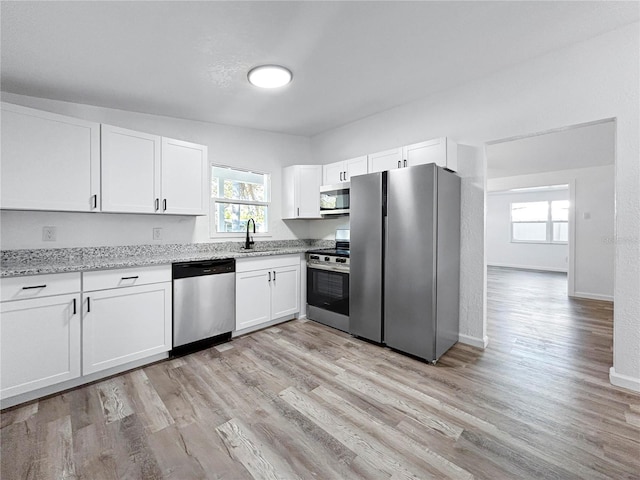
[{"xmin": 1, "ymin": 240, "xmax": 334, "ymax": 278}]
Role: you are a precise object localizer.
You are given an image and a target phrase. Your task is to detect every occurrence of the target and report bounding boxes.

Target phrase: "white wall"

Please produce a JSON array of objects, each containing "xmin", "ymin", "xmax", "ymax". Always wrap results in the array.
[
  {"xmin": 489, "ymin": 165, "xmax": 615, "ymax": 301},
  {"xmin": 0, "ymin": 93, "xmax": 314, "ymax": 249},
  {"xmin": 487, "ymin": 188, "xmax": 570, "ymax": 273},
  {"xmin": 310, "ymin": 24, "xmax": 640, "ymax": 390}
]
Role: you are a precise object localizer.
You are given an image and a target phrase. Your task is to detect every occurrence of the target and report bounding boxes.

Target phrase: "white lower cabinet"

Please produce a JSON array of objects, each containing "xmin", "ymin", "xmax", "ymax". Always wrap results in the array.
[
  {"xmin": 236, "ymin": 255, "xmax": 301, "ymax": 332},
  {"xmin": 0, "ymin": 274, "xmax": 82, "ymax": 399},
  {"xmin": 82, "ymin": 266, "xmax": 172, "ymax": 375}
]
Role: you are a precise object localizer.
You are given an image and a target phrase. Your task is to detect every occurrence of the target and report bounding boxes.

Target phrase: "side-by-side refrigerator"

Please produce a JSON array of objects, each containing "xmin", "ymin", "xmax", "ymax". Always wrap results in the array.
[{"xmin": 350, "ymin": 163, "xmax": 461, "ymax": 363}]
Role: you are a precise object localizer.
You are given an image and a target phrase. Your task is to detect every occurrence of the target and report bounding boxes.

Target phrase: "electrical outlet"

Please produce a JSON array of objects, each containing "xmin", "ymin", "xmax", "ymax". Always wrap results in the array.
[
  {"xmin": 153, "ymin": 227, "xmax": 163, "ymax": 241},
  {"xmin": 42, "ymin": 226, "xmax": 57, "ymax": 242}
]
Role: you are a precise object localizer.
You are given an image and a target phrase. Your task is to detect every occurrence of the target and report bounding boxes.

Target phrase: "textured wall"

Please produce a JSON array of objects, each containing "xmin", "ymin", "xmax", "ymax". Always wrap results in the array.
[{"xmin": 311, "ymin": 24, "xmax": 639, "ymax": 389}]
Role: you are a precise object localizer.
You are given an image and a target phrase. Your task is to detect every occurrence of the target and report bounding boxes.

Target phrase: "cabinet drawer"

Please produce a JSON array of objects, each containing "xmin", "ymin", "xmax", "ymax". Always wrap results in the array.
[
  {"xmin": 236, "ymin": 254, "xmax": 301, "ymax": 273},
  {"xmin": 83, "ymin": 265, "xmax": 171, "ymax": 292},
  {"xmin": 1, "ymin": 272, "xmax": 81, "ymax": 302}
]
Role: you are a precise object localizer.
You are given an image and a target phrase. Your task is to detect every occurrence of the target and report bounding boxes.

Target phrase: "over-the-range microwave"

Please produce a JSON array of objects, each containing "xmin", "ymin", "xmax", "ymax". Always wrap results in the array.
[{"xmin": 320, "ymin": 182, "xmax": 350, "ymax": 216}]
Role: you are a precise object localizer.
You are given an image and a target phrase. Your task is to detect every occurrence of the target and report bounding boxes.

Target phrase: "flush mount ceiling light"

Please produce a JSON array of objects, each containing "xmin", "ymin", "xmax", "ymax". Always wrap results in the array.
[{"xmin": 247, "ymin": 65, "xmax": 293, "ymax": 89}]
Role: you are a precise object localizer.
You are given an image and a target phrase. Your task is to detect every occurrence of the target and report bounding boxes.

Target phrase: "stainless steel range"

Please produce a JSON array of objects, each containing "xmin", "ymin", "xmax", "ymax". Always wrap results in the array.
[{"xmin": 306, "ymin": 229, "xmax": 350, "ymax": 332}]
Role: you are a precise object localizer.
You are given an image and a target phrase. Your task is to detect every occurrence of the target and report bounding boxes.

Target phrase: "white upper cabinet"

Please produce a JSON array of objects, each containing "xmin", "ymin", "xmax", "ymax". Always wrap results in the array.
[
  {"xmin": 161, "ymin": 137, "xmax": 209, "ymax": 215},
  {"xmin": 1, "ymin": 103, "xmax": 208, "ymax": 216},
  {"xmin": 323, "ymin": 156, "xmax": 368, "ymax": 185},
  {"xmin": 101, "ymin": 125, "xmax": 161, "ymax": 213},
  {"xmin": 1, "ymin": 102, "xmax": 100, "ymax": 212},
  {"xmin": 102, "ymin": 128, "xmax": 208, "ymax": 216},
  {"xmin": 282, "ymin": 165, "xmax": 322, "ymax": 219},
  {"xmin": 368, "ymin": 138, "xmax": 458, "ymax": 173},
  {"xmin": 368, "ymin": 148, "xmax": 403, "ymax": 174},
  {"xmin": 323, "ymin": 161, "xmax": 346, "ymax": 185},
  {"xmin": 403, "ymin": 138, "xmax": 458, "ymax": 171}
]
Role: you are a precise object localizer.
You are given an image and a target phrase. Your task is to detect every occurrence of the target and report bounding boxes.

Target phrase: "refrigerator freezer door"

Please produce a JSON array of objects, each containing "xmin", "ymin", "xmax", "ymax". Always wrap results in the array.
[
  {"xmin": 350, "ymin": 172, "xmax": 384, "ymax": 342},
  {"xmin": 384, "ymin": 164, "xmax": 437, "ymax": 360}
]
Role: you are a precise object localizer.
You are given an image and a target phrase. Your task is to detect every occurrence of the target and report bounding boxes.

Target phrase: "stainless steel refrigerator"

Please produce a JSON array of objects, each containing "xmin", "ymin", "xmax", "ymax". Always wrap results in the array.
[{"xmin": 350, "ymin": 163, "xmax": 461, "ymax": 363}]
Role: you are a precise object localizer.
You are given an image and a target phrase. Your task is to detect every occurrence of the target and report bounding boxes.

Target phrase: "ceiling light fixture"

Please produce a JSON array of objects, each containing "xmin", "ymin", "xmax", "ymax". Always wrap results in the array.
[{"xmin": 247, "ymin": 65, "xmax": 292, "ymax": 89}]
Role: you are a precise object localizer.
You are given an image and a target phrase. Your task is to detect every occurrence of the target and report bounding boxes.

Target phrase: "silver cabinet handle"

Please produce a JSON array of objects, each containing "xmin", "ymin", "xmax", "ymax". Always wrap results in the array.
[
  {"xmin": 163, "ymin": 199, "xmax": 167, "ymax": 211},
  {"xmin": 121, "ymin": 276, "xmax": 139, "ymax": 280},
  {"xmin": 397, "ymin": 160, "xmax": 401, "ymax": 168},
  {"xmin": 22, "ymin": 284, "xmax": 46, "ymax": 290},
  {"xmin": 268, "ymin": 271, "xmax": 271, "ymax": 282},
  {"xmin": 87, "ymin": 297, "xmax": 91, "ymax": 313},
  {"xmin": 92, "ymin": 194, "xmax": 98, "ymax": 209},
  {"xmin": 297, "ymin": 207, "xmax": 300, "ymax": 216},
  {"xmin": 404, "ymin": 159, "xmax": 407, "ymax": 167},
  {"xmin": 344, "ymin": 171, "xmax": 347, "ymax": 181},
  {"xmin": 72, "ymin": 298, "xmax": 77, "ymax": 315},
  {"xmin": 155, "ymin": 198, "xmax": 159, "ymax": 211},
  {"xmin": 273, "ymin": 270, "xmax": 276, "ymax": 281}
]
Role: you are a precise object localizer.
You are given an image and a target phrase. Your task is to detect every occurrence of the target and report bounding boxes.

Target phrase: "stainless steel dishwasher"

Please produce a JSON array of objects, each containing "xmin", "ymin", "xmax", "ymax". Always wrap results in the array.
[{"xmin": 171, "ymin": 259, "xmax": 235, "ymax": 356}]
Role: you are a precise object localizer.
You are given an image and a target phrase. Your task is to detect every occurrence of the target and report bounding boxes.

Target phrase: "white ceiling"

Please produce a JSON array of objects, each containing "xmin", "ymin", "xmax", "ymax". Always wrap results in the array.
[
  {"xmin": 486, "ymin": 120, "xmax": 615, "ymax": 179},
  {"xmin": 1, "ymin": 2, "xmax": 638, "ymax": 137}
]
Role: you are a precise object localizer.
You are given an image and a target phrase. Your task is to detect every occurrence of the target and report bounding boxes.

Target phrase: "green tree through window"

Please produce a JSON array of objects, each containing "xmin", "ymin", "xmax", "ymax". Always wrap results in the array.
[{"xmin": 211, "ymin": 166, "xmax": 270, "ymax": 234}]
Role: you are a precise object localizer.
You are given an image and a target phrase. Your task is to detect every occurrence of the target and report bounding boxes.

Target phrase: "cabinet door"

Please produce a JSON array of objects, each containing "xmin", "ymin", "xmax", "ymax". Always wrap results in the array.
[
  {"xmin": 1, "ymin": 294, "xmax": 81, "ymax": 398},
  {"xmin": 1, "ymin": 102, "xmax": 100, "ymax": 212},
  {"xmin": 323, "ymin": 161, "xmax": 345, "ymax": 185},
  {"xmin": 345, "ymin": 155, "xmax": 368, "ymax": 181},
  {"xmin": 368, "ymin": 148, "xmax": 403, "ymax": 173},
  {"xmin": 161, "ymin": 137, "xmax": 208, "ymax": 215},
  {"xmin": 235, "ymin": 270, "xmax": 271, "ymax": 331},
  {"xmin": 101, "ymin": 125, "xmax": 161, "ymax": 213},
  {"xmin": 296, "ymin": 165, "xmax": 322, "ymax": 218},
  {"xmin": 270, "ymin": 264, "xmax": 300, "ymax": 319},
  {"xmin": 404, "ymin": 139, "xmax": 446, "ymax": 168},
  {"xmin": 82, "ymin": 283, "xmax": 171, "ymax": 375}
]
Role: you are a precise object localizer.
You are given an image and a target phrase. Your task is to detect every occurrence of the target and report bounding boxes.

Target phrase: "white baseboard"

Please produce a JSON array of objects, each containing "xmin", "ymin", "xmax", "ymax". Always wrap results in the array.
[
  {"xmin": 571, "ymin": 291, "xmax": 614, "ymax": 302},
  {"xmin": 458, "ymin": 334, "xmax": 489, "ymax": 349},
  {"xmin": 488, "ymin": 262, "xmax": 567, "ymax": 273},
  {"xmin": 610, "ymin": 367, "xmax": 640, "ymax": 393}
]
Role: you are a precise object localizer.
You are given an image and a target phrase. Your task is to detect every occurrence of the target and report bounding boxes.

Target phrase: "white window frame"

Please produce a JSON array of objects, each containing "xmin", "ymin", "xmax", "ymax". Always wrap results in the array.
[
  {"xmin": 209, "ymin": 164, "xmax": 271, "ymax": 238},
  {"xmin": 510, "ymin": 200, "xmax": 568, "ymax": 245}
]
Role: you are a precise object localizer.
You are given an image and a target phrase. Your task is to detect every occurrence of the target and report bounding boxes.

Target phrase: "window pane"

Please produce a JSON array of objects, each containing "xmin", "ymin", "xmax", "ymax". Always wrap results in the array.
[
  {"xmin": 511, "ymin": 202, "xmax": 549, "ymax": 222},
  {"xmin": 214, "ymin": 202, "xmax": 268, "ymax": 233},
  {"xmin": 551, "ymin": 200, "xmax": 569, "ymax": 221},
  {"xmin": 553, "ymin": 222, "xmax": 568, "ymax": 242},
  {"xmin": 211, "ymin": 166, "xmax": 269, "ymax": 202},
  {"xmin": 512, "ymin": 222, "xmax": 547, "ymax": 242}
]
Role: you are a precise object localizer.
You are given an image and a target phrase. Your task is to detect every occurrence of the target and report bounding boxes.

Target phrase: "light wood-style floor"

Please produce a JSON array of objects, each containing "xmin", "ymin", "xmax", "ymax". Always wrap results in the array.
[{"xmin": 2, "ymin": 267, "xmax": 639, "ymax": 479}]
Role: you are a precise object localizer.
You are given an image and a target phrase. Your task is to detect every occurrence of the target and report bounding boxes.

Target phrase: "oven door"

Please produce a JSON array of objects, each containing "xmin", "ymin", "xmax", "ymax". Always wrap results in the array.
[{"xmin": 307, "ymin": 264, "xmax": 349, "ymax": 316}]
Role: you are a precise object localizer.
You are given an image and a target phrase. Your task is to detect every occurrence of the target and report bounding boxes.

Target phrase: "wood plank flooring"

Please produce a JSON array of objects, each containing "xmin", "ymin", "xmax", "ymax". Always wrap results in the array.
[{"xmin": 2, "ymin": 267, "xmax": 639, "ymax": 479}]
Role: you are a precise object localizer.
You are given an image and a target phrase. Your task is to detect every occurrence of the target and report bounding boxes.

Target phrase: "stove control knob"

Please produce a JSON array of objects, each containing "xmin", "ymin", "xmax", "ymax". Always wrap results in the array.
[
  {"xmin": 309, "ymin": 255, "xmax": 320, "ymax": 260},
  {"xmin": 324, "ymin": 257, "xmax": 330, "ymax": 261},
  {"xmin": 336, "ymin": 258, "xmax": 346, "ymax": 263}
]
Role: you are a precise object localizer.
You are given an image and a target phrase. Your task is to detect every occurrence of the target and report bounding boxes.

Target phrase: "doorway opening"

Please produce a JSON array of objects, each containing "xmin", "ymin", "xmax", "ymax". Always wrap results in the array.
[{"xmin": 483, "ymin": 118, "xmax": 615, "ymax": 362}]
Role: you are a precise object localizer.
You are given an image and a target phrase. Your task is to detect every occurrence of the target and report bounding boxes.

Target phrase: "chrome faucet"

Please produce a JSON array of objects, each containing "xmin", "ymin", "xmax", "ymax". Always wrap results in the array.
[{"xmin": 245, "ymin": 218, "xmax": 255, "ymax": 249}]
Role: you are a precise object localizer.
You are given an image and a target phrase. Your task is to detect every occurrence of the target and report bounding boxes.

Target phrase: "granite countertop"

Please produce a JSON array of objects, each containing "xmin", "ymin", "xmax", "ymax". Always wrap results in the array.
[{"xmin": 1, "ymin": 240, "xmax": 332, "ymax": 278}]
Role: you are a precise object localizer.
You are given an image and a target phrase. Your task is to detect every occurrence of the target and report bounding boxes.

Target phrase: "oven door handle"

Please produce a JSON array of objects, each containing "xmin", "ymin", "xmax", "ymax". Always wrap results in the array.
[{"xmin": 307, "ymin": 263, "xmax": 349, "ymax": 274}]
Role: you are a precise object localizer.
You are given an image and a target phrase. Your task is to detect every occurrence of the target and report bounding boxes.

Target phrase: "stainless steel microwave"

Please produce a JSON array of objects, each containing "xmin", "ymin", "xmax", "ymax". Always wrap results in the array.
[{"xmin": 320, "ymin": 183, "xmax": 350, "ymax": 216}]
